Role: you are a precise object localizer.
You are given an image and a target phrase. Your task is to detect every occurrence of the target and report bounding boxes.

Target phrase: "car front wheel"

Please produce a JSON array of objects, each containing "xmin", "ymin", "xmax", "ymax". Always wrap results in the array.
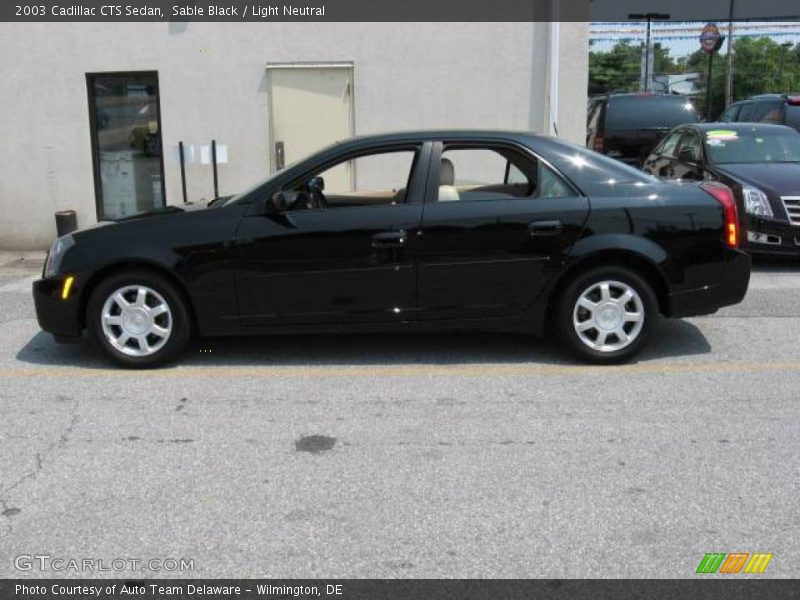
[
  {"xmin": 556, "ymin": 266, "xmax": 657, "ymax": 364},
  {"xmin": 87, "ymin": 270, "xmax": 191, "ymax": 368}
]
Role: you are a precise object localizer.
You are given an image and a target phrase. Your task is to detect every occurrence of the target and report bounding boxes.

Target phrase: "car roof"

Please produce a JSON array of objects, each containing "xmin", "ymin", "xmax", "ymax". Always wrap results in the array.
[
  {"xmin": 339, "ymin": 129, "xmax": 541, "ymax": 145},
  {"xmin": 682, "ymin": 123, "xmax": 797, "ymax": 133},
  {"xmin": 604, "ymin": 92, "xmax": 687, "ymax": 100},
  {"xmin": 750, "ymin": 93, "xmax": 800, "ymax": 100}
]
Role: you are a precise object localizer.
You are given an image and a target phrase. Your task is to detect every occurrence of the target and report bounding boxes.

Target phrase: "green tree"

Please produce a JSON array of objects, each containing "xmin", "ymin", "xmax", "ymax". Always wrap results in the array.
[
  {"xmin": 684, "ymin": 37, "xmax": 800, "ymax": 119},
  {"xmin": 589, "ymin": 40, "xmax": 680, "ymax": 95}
]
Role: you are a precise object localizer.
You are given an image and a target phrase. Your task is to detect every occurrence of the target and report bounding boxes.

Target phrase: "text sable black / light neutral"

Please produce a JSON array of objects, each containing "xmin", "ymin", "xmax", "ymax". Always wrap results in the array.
[{"xmin": 171, "ymin": 5, "xmax": 327, "ymax": 17}]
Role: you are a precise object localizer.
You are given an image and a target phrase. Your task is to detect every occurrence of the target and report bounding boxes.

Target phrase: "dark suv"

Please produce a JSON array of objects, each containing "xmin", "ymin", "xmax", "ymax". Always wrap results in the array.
[
  {"xmin": 718, "ymin": 94, "xmax": 800, "ymax": 131},
  {"xmin": 587, "ymin": 92, "xmax": 700, "ymax": 165}
]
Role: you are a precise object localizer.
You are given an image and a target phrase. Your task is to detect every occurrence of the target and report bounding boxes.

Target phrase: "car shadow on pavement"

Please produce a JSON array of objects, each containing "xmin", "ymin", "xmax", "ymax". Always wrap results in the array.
[
  {"xmin": 751, "ymin": 255, "xmax": 800, "ymax": 273},
  {"xmin": 16, "ymin": 318, "xmax": 710, "ymax": 369}
]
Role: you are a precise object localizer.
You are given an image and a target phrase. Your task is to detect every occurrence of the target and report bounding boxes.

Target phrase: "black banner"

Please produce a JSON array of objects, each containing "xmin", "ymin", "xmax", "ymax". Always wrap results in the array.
[
  {"xmin": 1, "ymin": 0, "xmax": 799, "ymax": 22},
  {"xmin": 2, "ymin": 580, "xmax": 800, "ymax": 600}
]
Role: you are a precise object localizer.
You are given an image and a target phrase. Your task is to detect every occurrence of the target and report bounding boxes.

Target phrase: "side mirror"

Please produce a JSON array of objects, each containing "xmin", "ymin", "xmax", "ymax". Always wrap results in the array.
[
  {"xmin": 260, "ymin": 191, "xmax": 287, "ymax": 215},
  {"xmin": 306, "ymin": 176, "xmax": 325, "ymax": 193}
]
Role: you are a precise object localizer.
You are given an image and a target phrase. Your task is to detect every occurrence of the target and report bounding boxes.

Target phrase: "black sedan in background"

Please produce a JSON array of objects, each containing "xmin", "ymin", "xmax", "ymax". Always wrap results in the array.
[
  {"xmin": 34, "ymin": 131, "xmax": 750, "ymax": 367},
  {"xmin": 643, "ymin": 123, "xmax": 800, "ymax": 256}
]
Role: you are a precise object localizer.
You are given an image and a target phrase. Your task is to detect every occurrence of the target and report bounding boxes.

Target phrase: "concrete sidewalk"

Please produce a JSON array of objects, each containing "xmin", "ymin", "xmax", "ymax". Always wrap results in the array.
[{"xmin": 0, "ymin": 251, "xmax": 46, "ymax": 272}]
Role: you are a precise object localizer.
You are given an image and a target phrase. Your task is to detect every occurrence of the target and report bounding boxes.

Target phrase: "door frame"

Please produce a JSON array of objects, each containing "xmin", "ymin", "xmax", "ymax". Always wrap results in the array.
[
  {"xmin": 85, "ymin": 70, "xmax": 167, "ymax": 221},
  {"xmin": 264, "ymin": 61, "xmax": 355, "ymax": 177}
]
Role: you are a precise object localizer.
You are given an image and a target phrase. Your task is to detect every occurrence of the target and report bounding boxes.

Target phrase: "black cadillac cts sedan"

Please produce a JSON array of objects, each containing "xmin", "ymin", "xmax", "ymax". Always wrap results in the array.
[
  {"xmin": 33, "ymin": 131, "xmax": 750, "ymax": 367},
  {"xmin": 643, "ymin": 123, "xmax": 800, "ymax": 256}
]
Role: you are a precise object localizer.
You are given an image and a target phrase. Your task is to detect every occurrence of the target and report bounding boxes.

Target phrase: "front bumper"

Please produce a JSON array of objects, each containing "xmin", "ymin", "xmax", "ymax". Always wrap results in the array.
[
  {"xmin": 33, "ymin": 276, "xmax": 82, "ymax": 339},
  {"xmin": 742, "ymin": 217, "xmax": 800, "ymax": 256},
  {"xmin": 668, "ymin": 248, "xmax": 751, "ymax": 318}
]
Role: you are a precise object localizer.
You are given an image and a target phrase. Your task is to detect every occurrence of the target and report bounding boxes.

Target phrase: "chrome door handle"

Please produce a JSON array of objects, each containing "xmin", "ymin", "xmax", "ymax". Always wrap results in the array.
[
  {"xmin": 528, "ymin": 220, "xmax": 564, "ymax": 236},
  {"xmin": 371, "ymin": 230, "xmax": 407, "ymax": 248}
]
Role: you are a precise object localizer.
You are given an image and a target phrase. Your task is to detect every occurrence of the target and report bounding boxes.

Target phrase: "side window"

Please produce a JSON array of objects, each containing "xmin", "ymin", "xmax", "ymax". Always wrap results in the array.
[
  {"xmin": 720, "ymin": 104, "xmax": 741, "ymax": 122},
  {"xmin": 737, "ymin": 102, "xmax": 756, "ymax": 121},
  {"xmin": 507, "ymin": 162, "xmax": 571, "ymax": 198},
  {"xmin": 537, "ymin": 163, "xmax": 573, "ymax": 198},
  {"xmin": 290, "ymin": 149, "xmax": 417, "ymax": 210},
  {"xmin": 657, "ymin": 132, "xmax": 682, "ymax": 157},
  {"xmin": 752, "ymin": 100, "xmax": 783, "ymax": 124},
  {"xmin": 676, "ymin": 132, "xmax": 702, "ymax": 161},
  {"xmin": 437, "ymin": 146, "xmax": 571, "ymax": 202}
]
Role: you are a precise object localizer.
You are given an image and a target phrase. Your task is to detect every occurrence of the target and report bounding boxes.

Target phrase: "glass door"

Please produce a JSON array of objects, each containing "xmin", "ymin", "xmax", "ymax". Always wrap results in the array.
[{"xmin": 87, "ymin": 72, "xmax": 165, "ymax": 219}]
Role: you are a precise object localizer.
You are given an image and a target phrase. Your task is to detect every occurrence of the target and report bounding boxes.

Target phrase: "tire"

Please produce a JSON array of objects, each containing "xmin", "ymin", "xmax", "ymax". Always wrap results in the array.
[
  {"xmin": 555, "ymin": 266, "xmax": 657, "ymax": 364},
  {"xmin": 86, "ymin": 269, "xmax": 191, "ymax": 368}
]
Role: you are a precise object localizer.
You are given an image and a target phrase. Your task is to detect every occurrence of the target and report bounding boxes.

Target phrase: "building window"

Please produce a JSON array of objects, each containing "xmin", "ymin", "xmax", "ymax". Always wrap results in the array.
[{"xmin": 86, "ymin": 71, "xmax": 165, "ymax": 220}]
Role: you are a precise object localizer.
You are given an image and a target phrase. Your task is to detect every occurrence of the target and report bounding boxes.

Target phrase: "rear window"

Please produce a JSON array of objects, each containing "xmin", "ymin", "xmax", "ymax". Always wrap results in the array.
[{"xmin": 606, "ymin": 96, "xmax": 699, "ymax": 130}]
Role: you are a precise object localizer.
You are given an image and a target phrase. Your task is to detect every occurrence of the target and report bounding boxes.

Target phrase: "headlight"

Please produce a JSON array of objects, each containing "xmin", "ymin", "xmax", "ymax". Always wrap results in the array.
[
  {"xmin": 742, "ymin": 186, "xmax": 773, "ymax": 218},
  {"xmin": 43, "ymin": 234, "xmax": 75, "ymax": 278}
]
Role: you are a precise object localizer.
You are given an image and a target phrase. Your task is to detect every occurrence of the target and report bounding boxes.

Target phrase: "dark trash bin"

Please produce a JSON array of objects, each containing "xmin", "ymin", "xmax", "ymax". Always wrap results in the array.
[{"xmin": 55, "ymin": 210, "xmax": 77, "ymax": 237}]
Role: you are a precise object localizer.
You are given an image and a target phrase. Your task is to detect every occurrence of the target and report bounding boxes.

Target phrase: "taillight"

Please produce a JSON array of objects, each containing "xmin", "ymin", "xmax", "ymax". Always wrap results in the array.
[
  {"xmin": 593, "ymin": 135, "xmax": 605, "ymax": 153},
  {"xmin": 786, "ymin": 95, "xmax": 800, "ymax": 106},
  {"xmin": 700, "ymin": 182, "xmax": 739, "ymax": 248}
]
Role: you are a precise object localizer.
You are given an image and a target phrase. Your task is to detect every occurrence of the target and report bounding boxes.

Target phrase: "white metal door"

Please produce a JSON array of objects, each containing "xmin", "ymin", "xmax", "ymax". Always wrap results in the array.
[{"xmin": 267, "ymin": 64, "xmax": 354, "ymax": 190}]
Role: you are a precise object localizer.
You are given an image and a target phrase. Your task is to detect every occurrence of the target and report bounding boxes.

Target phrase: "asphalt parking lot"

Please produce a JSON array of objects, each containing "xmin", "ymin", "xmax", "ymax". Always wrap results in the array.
[{"xmin": 0, "ymin": 255, "xmax": 799, "ymax": 578}]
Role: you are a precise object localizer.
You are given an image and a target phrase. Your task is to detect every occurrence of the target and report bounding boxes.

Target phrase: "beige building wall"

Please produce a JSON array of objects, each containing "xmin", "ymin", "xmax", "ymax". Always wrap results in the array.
[{"xmin": 0, "ymin": 19, "xmax": 589, "ymax": 249}]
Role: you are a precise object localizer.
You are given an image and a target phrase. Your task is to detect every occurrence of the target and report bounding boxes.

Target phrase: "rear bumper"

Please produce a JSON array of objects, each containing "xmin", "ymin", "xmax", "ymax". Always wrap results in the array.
[
  {"xmin": 33, "ymin": 277, "xmax": 82, "ymax": 339},
  {"xmin": 668, "ymin": 249, "xmax": 751, "ymax": 318}
]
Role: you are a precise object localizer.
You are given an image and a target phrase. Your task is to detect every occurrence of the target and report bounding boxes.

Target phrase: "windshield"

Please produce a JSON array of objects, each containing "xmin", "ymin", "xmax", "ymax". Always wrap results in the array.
[{"xmin": 704, "ymin": 127, "xmax": 800, "ymax": 164}]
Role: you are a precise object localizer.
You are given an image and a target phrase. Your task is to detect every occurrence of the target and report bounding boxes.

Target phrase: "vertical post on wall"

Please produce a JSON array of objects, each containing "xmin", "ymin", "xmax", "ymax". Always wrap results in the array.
[
  {"xmin": 178, "ymin": 141, "xmax": 188, "ymax": 204},
  {"xmin": 211, "ymin": 139, "xmax": 219, "ymax": 199},
  {"xmin": 547, "ymin": 0, "xmax": 559, "ymax": 136}
]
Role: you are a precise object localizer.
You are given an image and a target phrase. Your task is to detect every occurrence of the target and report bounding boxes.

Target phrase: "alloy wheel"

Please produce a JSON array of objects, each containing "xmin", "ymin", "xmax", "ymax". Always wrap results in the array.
[
  {"xmin": 572, "ymin": 280, "xmax": 645, "ymax": 352},
  {"xmin": 100, "ymin": 285, "xmax": 173, "ymax": 357}
]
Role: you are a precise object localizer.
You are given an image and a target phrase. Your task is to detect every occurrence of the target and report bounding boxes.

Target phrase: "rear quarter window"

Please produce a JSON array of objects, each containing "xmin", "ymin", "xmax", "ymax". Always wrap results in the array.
[{"xmin": 605, "ymin": 96, "xmax": 700, "ymax": 130}]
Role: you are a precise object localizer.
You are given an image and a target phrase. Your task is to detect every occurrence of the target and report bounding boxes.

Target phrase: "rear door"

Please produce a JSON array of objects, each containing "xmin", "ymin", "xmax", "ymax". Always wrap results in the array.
[{"xmin": 415, "ymin": 141, "xmax": 589, "ymax": 322}]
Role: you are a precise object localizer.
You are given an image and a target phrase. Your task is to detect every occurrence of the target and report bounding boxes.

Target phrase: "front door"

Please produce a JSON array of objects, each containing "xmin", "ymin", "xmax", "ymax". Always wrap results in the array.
[
  {"xmin": 266, "ymin": 64, "xmax": 354, "ymax": 189},
  {"xmin": 416, "ymin": 142, "xmax": 589, "ymax": 322},
  {"xmin": 234, "ymin": 144, "xmax": 430, "ymax": 327}
]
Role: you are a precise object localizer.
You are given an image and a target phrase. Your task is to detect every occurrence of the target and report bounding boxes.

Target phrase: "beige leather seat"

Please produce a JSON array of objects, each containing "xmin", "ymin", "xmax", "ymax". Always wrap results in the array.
[{"xmin": 438, "ymin": 158, "xmax": 460, "ymax": 202}]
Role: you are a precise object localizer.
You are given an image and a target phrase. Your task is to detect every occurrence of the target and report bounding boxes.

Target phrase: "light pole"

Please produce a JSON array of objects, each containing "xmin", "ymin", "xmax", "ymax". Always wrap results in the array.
[{"xmin": 628, "ymin": 12, "xmax": 670, "ymax": 92}]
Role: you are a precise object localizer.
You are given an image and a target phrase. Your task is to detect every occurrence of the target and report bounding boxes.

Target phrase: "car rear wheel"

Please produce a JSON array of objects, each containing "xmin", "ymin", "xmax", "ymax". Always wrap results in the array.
[
  {"xmin": 556, "ymin": 266, "xmax": 656, "ymax": 364},
  {"xmin": 87, "ymin": 270, "xmax": 190, "ymax": 368}
]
